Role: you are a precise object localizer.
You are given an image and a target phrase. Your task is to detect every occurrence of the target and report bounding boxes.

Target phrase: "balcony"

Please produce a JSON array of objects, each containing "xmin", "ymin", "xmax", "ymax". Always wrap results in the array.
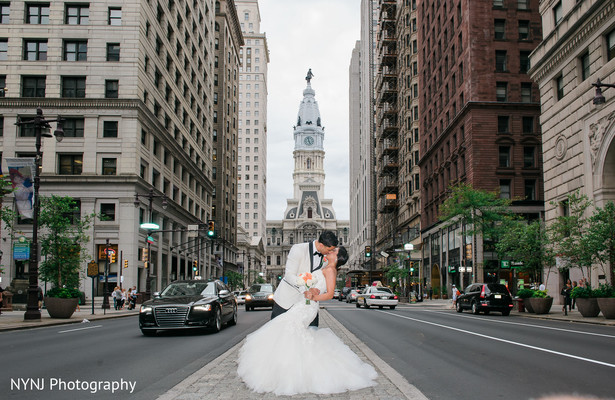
[
  {"xmin": 378, "ymin": 119, "xmax": 398, "ymax": 139},
  {"xmin": 378, "ymin": 175, "xmax": 398, "ymax": 194},
  {"xmin": 382, "ymin": 155, "xmax": 399, "ymax": 171},
  {"xmin": 381, "ymin": 138, "xmax": 398, "ymax": 154},
  {"xmin": 379, "ymin": 194, "xmax": 399, "ymax": 213}
]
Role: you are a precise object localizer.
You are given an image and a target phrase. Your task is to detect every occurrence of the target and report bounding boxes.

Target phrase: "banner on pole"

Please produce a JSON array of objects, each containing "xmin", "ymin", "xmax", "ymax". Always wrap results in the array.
[{"xmin": 5, "ymin": 158, "xmax": 36, "ymax": 219}]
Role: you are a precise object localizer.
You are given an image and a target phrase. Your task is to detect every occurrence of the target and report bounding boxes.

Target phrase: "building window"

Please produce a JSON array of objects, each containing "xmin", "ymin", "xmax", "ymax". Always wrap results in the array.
[
  {"xmin": 518, "ymin": 20, "xmax": 530, "ymax": 40},
  {"xmin": 496, "ymin": 82, "xmax": 507, "ymax": 102},
  {"xmin": 64, "ymin": 40, "xmax": 87, "ymax": 61},
  {"xmin": 103, "ymin": 121, "xmax": 118, "ymax": 137},
  {"xmin": 65, "ymin": 4, "xmax": 89, "ymax": 25},
  {"xmin": 497, "ymin": 116, "xmax": 510, "ymax": 134},
  {"xmin": 525, "ymin": 179, "xmax": 536, "ymax": 200},
  {"xmin": 105, "ymin": 80, "xmax": 119, "ymax": 98},
  {"xmin": 520, "ymin": 51, "xmax": 531, "ymax": 73},
  {"xmin": 499, "ymin": 146, "xmax": 511, "ymax": 167},
  {"xmin": 108, "ymin": 7, "xmax": 121, "ymax": 25},
  {"xmin": 0, "ymin": 39, "xmax": 7, "ymax": 60},
  {"xmin": 61, "ymin": 76, "xmax": 86, "ymax": 98},
  {"xmin": 106, "ymin": 43, "xmax": 120, "ymax": 61},
  {"xmin": 26, "ymin": 3, "xmax": 50, "ymax": 24},
  {"xmin": 553, "ymin": 1, "xmax": 563, "ymax": 25},
  {"xmin": 102, "ymin": 158, "xmax": 117, "ymax": 175},
  {"xmin": 24, "ymin": 39, "xmax": 47, "ymax": 60},
  {"xmin": 58, "ymin": 154, "xmax": 83, "ymax": 175},
  {"xmin": 500, "ymin": 179, "xmax": 511, "ymax": 199},
  {"xmin": 100, "ymin": 203, "xmax": 116, "ymax": 221},
  {"xmin": 608, "ymin": 29, "xmax": 615, "ymax": 61},
  {"xmin": 0, "ymin": 115, "xmax": 3, "ymax": 136},
  {"xmin": 556, "ymin": 75, "xmax": 564, "ymax": 100},
  {"xmin": 0, "ymin": 3, "xmax": 9, "ymax": 23},
  {"xmin": 517, "ymin": 0, "xmax": 529, "ymax": 10},
  {"xmin": 22, "ymin": 76, "xmax": 46, "ymax": 97},
  {"xmin": 521, "ymin": 83, "xmax": 532, "ymax": 103},
  {"xmin": 495, "ymin": 50, "xmax": 507, "ymax": 72},
  {"xmin": 493, "ymin": 0, "xmax": 504, "ymax": 7},
  {"xmin": 494, "ymin": 19, "xmax": 505, "ymax": 40},
  {"xmin": 63, "ymin": 117, "xmax": 84, "ymax": 137},
  {"xmin": 523, "ymin": 146, "xmax": 536, "ymax": 167},
  {"xmin": 580, "ymin": 51, "xmax": 590, "ymax": 81},
  {"xmin": 522, "ymin": 116, "xmax": 534, "ymax": 134}
]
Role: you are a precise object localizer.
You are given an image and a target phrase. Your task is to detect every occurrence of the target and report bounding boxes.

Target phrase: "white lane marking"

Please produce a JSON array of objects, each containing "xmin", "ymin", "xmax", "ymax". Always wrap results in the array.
[
  {"xmin": 416, "ymin": 309, "xmax": 615, "ymax": 339},
  {"xmin": 58, "ymin": 325, "xmax": 103, "ymax": 334},
  {"xmin": 378, "ymin": 310, "xmax": 615, "ymax": 369}
]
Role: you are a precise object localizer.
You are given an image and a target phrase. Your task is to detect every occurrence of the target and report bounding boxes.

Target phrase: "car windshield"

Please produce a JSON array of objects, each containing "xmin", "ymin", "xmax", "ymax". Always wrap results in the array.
[
  {"xmin": 250, "ymin": 284, "xmax": 273, "ymax": 293},
  {"xmin": 486, "ymin": 284, "xmax": 509, "ymax": 294},
  {"xmin": 160, "ymin": 282, "xmax": 216, "ymax": 297},
  {"xmin": 372, "ymin": 287, "xmax": 394, "ymax": 294}
]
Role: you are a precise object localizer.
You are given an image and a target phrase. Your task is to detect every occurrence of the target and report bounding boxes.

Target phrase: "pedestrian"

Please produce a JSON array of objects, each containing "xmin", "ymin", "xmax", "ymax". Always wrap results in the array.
[
  {"xmin": 539, "ymin": 282, "xmax": 545, "ymax": 291},
  {"xmin": 111, "ymin": 286, "xmax": 118, "ymax": 309},
  {"xmin": 451, "ymin": 285, "xmax": 459, "ymax": 308},
  {"xmin": 561, "ymin": 282, "xmax": 572, "ymax": 315},
  {"xmin": 113, "ymin": 286, "xmax": 123, "ymax": 310},
  {"xmin": 571, "ymin": 281, "xmax": 578, "ymax": 309},
  {"xmin": 120, "ymin": 289, "xmax": 127, "ymax": 310},
  {"xmin": 428, "ymin": 286, "xmax": 433, "ymax": 300},
  {"xmin": 37, "ymin": 286, "xmax": 43, "ymax": 310}
]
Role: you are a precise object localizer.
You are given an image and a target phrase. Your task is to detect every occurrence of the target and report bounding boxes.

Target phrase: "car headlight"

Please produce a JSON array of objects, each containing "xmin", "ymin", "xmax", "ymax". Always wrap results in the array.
[
  {"xmin": 245, "ymin": 294, "xmax": 252, "ymax": 300},
  {"xmin": 267, "ymin": 294, "xmax": 274, "ymax": 300},
  {"xmin": 192, "ymin": 304, "xmax": 212, "ymax": 312},
  {"xmin": 140, "ymin": 305, "xmax": 152, "ymax": 313}
]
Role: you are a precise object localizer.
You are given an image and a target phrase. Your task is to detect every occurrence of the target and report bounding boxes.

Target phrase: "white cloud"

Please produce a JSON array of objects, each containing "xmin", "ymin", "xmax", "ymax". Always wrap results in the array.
[{"xmin": 259, "ymin": 0, "xmax": 360, "ymax": 221}]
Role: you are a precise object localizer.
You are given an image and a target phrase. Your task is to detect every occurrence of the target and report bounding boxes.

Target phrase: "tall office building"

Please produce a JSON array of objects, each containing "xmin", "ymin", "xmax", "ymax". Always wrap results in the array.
[{"xmin": 0, "ymin": 1, "xmax": 219, "ymax": 302}]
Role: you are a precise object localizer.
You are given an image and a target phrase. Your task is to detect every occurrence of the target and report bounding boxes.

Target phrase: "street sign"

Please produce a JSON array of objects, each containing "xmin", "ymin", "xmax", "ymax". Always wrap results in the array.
[
  {"xmin": 87, "ymin": 261, "xmax": 98, "ymax": 277},
  {"xmin": 13, "ymin": 242, "xmax": 30, "ymax": 260}
]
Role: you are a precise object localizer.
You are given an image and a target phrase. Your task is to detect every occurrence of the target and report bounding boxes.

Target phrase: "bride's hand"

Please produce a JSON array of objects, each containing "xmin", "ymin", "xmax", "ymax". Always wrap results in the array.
[{"xmin": 304, "ymin": 291, "xmax": 313, "ymax": 300}]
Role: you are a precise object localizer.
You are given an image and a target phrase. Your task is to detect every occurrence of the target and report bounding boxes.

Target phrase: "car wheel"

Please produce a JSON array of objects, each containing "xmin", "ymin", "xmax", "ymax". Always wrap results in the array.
[
  {"xmin": 390, "ymin": 306, "xmax": 396, "ymax": 310},
  {"xmin": 456, "ymin": 301, "xmax": 463, "ymax": 313},
  {"xmin": 245, "ymin": 305, "xmax": 251, "ymax": 311},
  {"xmin": 379, "ymin": 305, "xmax": 384, "ymax": 309},
  {"xmin": 502, "ymin": 310, "xmax": 511, "ymax": 316},
  {"xmin": 356, "ymin": 301, "xmax": 360, "ymax": 308},
  {"xmin": 228, "ymin": 305, "xmax": 238, "ymax": 326},
  {"xmin": 364, "ymin": 300, "xmax": 370, "ymax": 309},
  {"xmin": 471, "ymin": 301, "xmax": 480, "ymax": 315},
  {"xmin": 212, "ymin": 308, "xmax": 222, "ymax": 333},
  {"xmin": 141, "ymin": 329, "xmax": 156, "ymax": 336}
]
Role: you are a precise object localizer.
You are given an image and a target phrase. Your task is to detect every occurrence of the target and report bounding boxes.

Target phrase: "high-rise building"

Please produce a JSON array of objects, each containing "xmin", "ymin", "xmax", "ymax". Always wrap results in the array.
[
  {"xmin": 529, "ymin": 0, "xmax": 615, "ymax": 293},
  {"xmin": 236, "ymin": 0, "xmax": 269, "ymax": 242},
  {"xmin": 418, "ymin": 0, "xmax": 544, "ymax": 289},
  {"xmin": 0, "ymin": 1, "xmax": 218, "ymax": 301}
]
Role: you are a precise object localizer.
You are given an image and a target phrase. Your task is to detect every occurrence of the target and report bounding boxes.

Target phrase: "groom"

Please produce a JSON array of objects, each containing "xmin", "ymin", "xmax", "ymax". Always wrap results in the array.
[{"xmin": 271, "ymin": 230, "xmax": 338, "ymax": 327}]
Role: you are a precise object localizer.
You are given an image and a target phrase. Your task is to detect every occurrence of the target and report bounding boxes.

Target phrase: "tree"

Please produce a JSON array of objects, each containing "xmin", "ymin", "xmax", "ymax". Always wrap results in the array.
[
  {"xmin": 586, "ymin": 201, "xmax": 615, "ymax": 285},
  {"xmin": 495, "ymin": 219, "xmax": 555, "ymax": 288},
  {"xmin": 0, "ymin": 173, "xmax": 16, "ymax": 275},
  {"xmin": 38, "ymin": 196, "xmax": 95, "ymax": 293},
  {"xmin": 383, "ymin": 262, "xmax": 409, "ymax": 294},
  {"xmin": 225, "ymin": 270, "xmax": 244, "ymax": 290}
]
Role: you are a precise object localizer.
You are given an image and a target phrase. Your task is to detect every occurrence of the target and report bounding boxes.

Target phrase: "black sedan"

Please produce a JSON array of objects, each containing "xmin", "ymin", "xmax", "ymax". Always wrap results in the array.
[
  {"xmin": 456, "ymin": 283, "xmax": 514, "ymax": 316},
  {"xmin": 139, "ymin": 279, "xmax": 237, "ymax": 336},
  {"xmin": 245, "ymin": 283, "xmax": 275, "ymax": 311}
]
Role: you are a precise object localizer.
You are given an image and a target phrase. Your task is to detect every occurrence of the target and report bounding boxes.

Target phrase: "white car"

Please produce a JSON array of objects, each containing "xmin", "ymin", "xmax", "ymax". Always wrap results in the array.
[
  {"xmin": 356, "ymin": 286, "xmax": 398, "ymax": 310},
  {"xmin": 233, "ymin": 290, "xmax": 247, "ymax": 305}
]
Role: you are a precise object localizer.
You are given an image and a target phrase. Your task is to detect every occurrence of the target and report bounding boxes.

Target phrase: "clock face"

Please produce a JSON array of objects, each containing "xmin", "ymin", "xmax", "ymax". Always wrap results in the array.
[{"xmin": 304, "ymin": 136, "xmax": 314, "ymax": 146}]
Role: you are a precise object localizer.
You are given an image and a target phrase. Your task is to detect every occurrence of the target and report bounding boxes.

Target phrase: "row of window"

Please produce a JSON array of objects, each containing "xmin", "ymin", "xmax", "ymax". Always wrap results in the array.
[
  {"xmin": 2, "ymin": 75, "xmax": 119, "ymax": 99},
  {"xmin": 0, "ymin": 38, "xmax": 121, "ymax": 62},
  {"xmin": 0, "ymin": 3, "xmax": 121, "ymax": 26},
  {"xmin": 2, "ymin": 115, "xmax": 119, "ymax": 138},
  {"xmin": 498, "ymin": 145, "xmax": 538, "ymax": 168}
]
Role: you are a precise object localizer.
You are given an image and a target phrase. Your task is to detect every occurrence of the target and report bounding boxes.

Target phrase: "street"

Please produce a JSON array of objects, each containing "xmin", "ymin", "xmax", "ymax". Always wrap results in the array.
[
  {"xmin": 325, "ymin": 302, "xmax": 615, "ymax": 400},
  {"xmin": 1, "ymin": 308, "xmax": 271, "ymax": 400}
]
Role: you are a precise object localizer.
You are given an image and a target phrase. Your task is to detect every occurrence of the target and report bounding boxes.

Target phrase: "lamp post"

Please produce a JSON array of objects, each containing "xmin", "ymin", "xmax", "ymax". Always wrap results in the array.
[
  {"xmin": 15, "ymin": 108, "xmax": 64, "ymax": 321},
  {"xmin": 592, "ymin": 78, "xmax": 615, "ymax": 105},
  {"xmin": 134, "ymin": 188, "xmax": 167, "ymax": 300}
]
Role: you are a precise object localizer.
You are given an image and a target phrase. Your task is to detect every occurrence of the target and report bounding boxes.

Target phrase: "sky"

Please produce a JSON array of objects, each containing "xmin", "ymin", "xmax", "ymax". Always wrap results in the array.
[{"xmin": 258, "ymin": 0, "xmax": 361, "ymax": 221}]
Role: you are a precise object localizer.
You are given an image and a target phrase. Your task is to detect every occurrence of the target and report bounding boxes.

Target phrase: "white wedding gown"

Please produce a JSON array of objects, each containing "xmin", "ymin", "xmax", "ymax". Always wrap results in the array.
[{"xmin": 237, "ymin": 269, "xmax": 378, "ymax": 396}]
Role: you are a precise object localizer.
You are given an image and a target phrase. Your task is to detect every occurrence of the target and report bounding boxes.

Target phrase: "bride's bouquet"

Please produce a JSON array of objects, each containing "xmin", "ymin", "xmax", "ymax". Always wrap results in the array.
[{"xmin": 297, "ymin": 272, "xmax": 318, "ymax": 304}]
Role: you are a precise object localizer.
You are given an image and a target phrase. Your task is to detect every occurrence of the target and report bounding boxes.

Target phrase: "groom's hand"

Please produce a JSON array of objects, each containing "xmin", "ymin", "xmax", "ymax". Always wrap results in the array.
[{"xmin": 308, "ymin": 288, "xmax": 320, "ymax": 296}]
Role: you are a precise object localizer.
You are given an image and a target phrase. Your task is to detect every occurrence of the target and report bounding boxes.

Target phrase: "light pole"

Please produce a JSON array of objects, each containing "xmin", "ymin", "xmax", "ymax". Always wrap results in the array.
[
  {"xmin": 15, "ymin": 108, "xmax": 64, "ymax": 321},
  {"xmin": 592, "ymin": 78, "xmax": 615, "ymax": 105},
  {"xmin": 134, "ymin": 188, "xmax": 167, "ymax": 300}
]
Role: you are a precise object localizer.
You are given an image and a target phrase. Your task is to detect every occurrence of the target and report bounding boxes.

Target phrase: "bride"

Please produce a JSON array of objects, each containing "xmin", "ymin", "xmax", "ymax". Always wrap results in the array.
[{"xmin": 237, "ymin": 246, "xmax": 378, "ymax": 395}]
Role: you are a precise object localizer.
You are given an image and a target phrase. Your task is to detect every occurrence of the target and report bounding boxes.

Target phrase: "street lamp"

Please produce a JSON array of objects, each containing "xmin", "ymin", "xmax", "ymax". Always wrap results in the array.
[
  {"xmin": 134, "ymin": 188, "xmax": 167, "ymax": 300},
  {"xmin": 592, "ymin": 78, "xmax": 615, "ymax": 106},
  {"xmin": 15, "ymin": 108, "xmax": 64, "ymax": 321}
]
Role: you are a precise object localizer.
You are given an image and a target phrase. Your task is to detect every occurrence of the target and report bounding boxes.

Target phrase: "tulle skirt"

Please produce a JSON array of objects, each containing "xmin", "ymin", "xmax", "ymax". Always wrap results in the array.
[{"xmin": 237, "ymin": 302, "xmax": 378, "ymax": 396}]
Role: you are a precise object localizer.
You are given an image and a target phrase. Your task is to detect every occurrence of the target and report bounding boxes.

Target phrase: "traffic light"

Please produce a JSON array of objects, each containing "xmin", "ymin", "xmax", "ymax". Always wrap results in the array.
[
  {"xmin": 124, "ymin": 259, "xmax": 128, "ymax": 268},
  {"xmin": 365, "ymin": 246, "xmax": 372, "ymax": 258},
  {"xmin": 409, "ymin": 261, "xmax": 415, "ymax": 273},
  {"xmin": 207, "ymin": 220, "xmax": 215, "ymax": 237},
  {"xmin": 142, "ymin": 247, "xmax": 149, "ymax": 262},
  {"xmin": 193, "ymin": 260, "xmax": 198, "ymax": 271},
  {"xmin": 277, "ymin": 275, "xmax": 282, "ymax": 281},
  {"xmin": 109, "ymin": 253, "xmax": 116, "ymax": 263}
]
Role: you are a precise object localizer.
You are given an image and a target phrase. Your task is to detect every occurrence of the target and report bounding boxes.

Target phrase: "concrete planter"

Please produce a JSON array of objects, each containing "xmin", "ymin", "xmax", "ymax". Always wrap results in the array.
[
  {"xmin": 526, "ymin": 297, "xmax": 553, "ymax": 314},
  {"xmin": 44, "ymin": 296, "xmax": 79, "ymax": 319},
  {"xmin": 597, "ymin": 297, "xmax": 615, "ymax": 319},
  {"xmin": 575, "ymin": 298, "xmax": 600, "ymax": 318},
  {"xmin": 524, "ymin": 298, "xmax": 536, "ymax": 313}
]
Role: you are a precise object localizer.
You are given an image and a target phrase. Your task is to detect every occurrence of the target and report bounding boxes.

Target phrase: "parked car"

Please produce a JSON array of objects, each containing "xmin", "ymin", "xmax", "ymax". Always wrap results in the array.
[
  {"xmin": 345, "ymin": 289, "xmax": 360, "ymax": 303},
  {"xmin": 245, "ymin": 283, "xmax": 275, "ymax": 311},
  {"xmin": 456, "ymin": 283, "xmax": 514, "ymax": 316},
  {"xmin": 139, "ymin": 279, "xmax": 237, "ymax": 336},
  {"xmin": 356, "ymin": 286, "xmax": 398, "ymax": 309},
  {"xmin": 233, "ymin": 290, "xmax": 248, "ymax": 305},
  {"xmin": 333, "ymin": 289, "xmax": 341, "ymax": 300}
]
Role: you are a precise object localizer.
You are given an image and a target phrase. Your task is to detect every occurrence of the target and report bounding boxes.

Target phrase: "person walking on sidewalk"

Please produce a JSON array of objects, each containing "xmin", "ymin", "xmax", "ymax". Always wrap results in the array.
[
  {"xmin": 561, "ymin": 282, "xmax": 572, "ymax": 315},
  {"xmin": 451, "ymin": 285, "xmax": 459, "ymax": 309}
]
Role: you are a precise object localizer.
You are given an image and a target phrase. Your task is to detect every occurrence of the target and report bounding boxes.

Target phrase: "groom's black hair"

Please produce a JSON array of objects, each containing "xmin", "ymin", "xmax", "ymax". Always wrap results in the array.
[
  {"xmin": 334, "ymin": 246, "xmax": 349, "ymax": 270},
  {"xmin": 318, "ymin": 231, "xmax": 338, "ymax": 247}
]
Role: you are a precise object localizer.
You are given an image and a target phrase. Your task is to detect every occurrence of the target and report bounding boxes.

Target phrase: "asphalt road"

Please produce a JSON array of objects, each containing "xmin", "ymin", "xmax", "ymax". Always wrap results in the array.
[
  {"xmin": 1, "ymin": 307, "xmax": 271, "ymax": 400},
  {"xmin": 324, "ymin": 302, "xmax": 615, "ymax": 400}
]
